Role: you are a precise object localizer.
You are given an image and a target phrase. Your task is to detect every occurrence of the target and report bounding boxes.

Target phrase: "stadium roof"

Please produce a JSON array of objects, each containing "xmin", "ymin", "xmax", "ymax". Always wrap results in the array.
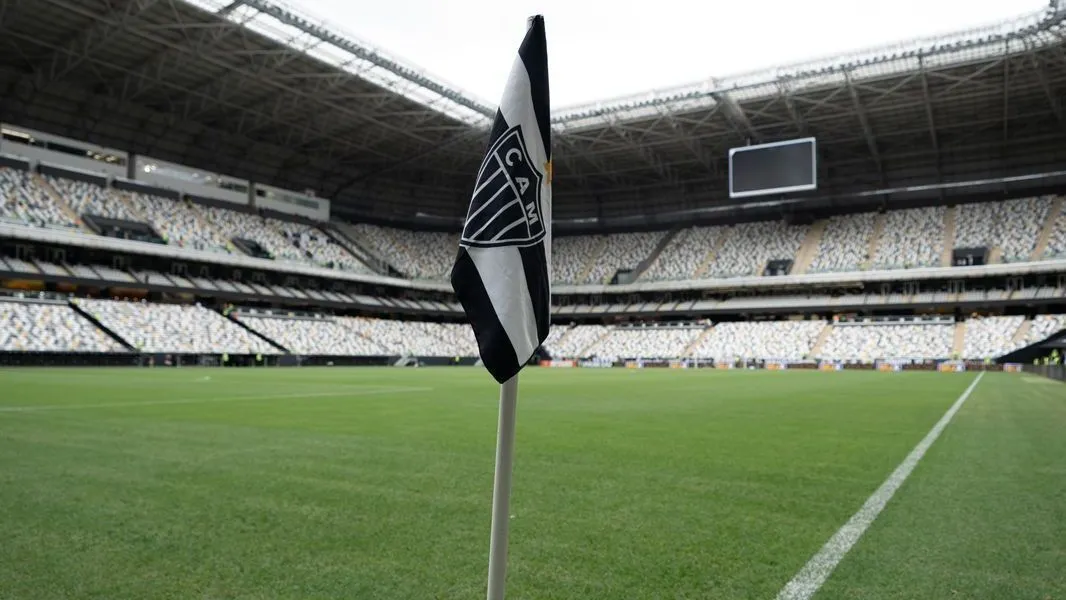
[{"xmin": 1, "ymin": 0, "xmax": 1066, "ymax": 229}]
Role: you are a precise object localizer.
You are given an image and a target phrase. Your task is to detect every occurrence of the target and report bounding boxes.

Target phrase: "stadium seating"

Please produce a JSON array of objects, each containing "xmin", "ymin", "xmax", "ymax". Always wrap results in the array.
[
  {"xmin": 1024, "ymin": 314, "xmax": 1066, "ymax": 344},
  {"xmin": 706, "ymin": 221, "xmax": 807, "ymax": 278},
  {"xmin": 873, "ymin": 206, "xmax": 945, "ymax": 269},
  {"xmin": 584, "ymin": 325, "xmax": 701, "ymax": 360},
  {"xmin": 582, "ymin": 232, "xmax": 665, "ymax": 284},
  {"xmin": 0, "ymin": 301, "xmax": 125, "ymax": 352},
  {"xmin": 431, "ymin": 323, "xmax": 481, "ymax": 356},
  {"xmin": 1046, "ymin": 209, "xmax": 1066, "ymax": 260},
  {"xmin": 76, "ymin": 298, "xmax": 277, "ymax": 354},
  {"xmin": 350, "ymin": 224, "xmax": 455, "ymax": 280},
  {"xmin": 552, "ymin": 235, "xmax": 604, "ymax": 283},
  {"xmin": 236, "ymin": 314, "xmax": 382, "ymax": 355},
  {"xmin": 4, "ymin": 292, "xmax": 1064, "ymax": 362},
  {"xmin": 5, "ymin": 166, "xmax": 1066, "ymax": 286},
  {"xmin": 127, "ymin": 193, "xmax": 231, "ymax": 253},
  {"xmin": 642, "ymin": 226, "xmax": 726, "ymax": 280},
  {"xmin": 809, "ymin": 213, "xmax": 876, "ymax": 273},
  {"xmin": 962, "ymin": 315, "xmax": 1025, "ymax": 359},
  {"xmin": 198, "ymin": 205, "xmax": 306, "ymax": 263},
  {"xmin": 339, "ymin": 316, "xmax": 477, "ymax": 356},
  {"xmin": 542, "ymin": 324, "xmax": 610, "ymax": 358},
  {"xmin": 689, "ymin": 321, "xmax": 825, "ymax": 360},
  {"xmin": 0, "ymin": 167, "xmax": 78, "ymax": 228},
  {"xmin": 955, "ymin": 197, "xmax": 1050, "ymax": 262},
  {"xmin": 47, "ymin": 176, "xmax": 137, "ymax": 221},
  {"xmin": 818, "ymin": 323, "xmax": 954, "ymax": 362},
  {"xmin": 268, "ymin": 219, "xmax": 369, "ymax": 272},
  {"xmin": 233, "ymin": 315, "xmax": 479, "ymax": 357}
]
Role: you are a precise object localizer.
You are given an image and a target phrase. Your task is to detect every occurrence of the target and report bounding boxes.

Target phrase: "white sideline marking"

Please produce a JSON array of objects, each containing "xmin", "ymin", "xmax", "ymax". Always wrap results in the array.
[
  {"xmin": 775, "ymin": 371, "xmax": 985, "ymax": 600},
  {"xmin": 0, "ymin": 386, "xmax": 432, "ymax": 413}
]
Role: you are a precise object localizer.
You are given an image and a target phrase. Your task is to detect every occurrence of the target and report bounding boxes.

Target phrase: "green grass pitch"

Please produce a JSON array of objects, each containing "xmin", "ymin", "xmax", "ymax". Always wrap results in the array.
[{"xmin": 1, "ymin": 367, "xmax": 1063, "ymax": 599}]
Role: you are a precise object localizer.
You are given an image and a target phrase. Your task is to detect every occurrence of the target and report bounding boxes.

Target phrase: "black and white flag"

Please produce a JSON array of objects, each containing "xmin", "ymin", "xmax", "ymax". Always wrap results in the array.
[{"xmin": 451, "ymin": 16, "xmax": 551, "ymax": 384}]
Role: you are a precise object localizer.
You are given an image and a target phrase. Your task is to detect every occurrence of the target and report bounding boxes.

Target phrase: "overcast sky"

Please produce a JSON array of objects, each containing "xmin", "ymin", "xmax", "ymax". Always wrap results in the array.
[{"xmin": 292, "ymin": 0, "xmax": 1046, "ymax": 109}]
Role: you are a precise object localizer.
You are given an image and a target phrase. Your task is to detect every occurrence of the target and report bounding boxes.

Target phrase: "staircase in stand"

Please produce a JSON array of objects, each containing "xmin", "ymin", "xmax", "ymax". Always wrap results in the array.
[
  {"xmin": 576, "ymin": 237, "xmax": 609, "ymax": 284},
  {"xmin": 551, "ymin": 325, "xmax": 577, "ymax": 357},
  {"xmin": 222, "ymin": 310, "xmax": 289, "ymax": 353},
  {"xmin": 810, "ymin": 323, "xmax": 834, "ymax": 357},
  {"xmin": 941, "ymin": 205, "xmax": 958, "ymax": 267},
  {"xmin": 1011, "ymin": 319, "xmax": 1033, "ymax": 346},
  {"xmin": 330, "ymin": 222, "xmax": 396, "ymax": 275},
  {"xmin": 952, "ymin": 322, "xmax": 966, "ymax": 357},
  {"xmin": 862, "ymin": 212, "xmax": 887, "ymax": 270},
  {"xmin": 633, "ymin": 229, "xmax": 681, "ymax": 281},
  {"xmin": 34, "ymin": 173, "xmax": 84, "ymax": 229},
  {"xmin": 986, "ymin": 246, "xmax": 1003, "ymax": 265},
  {"xmin": 682, "ymin": 325, "xmax": 714, "ymax": 357},
  {"xmin": 1031, "ymin": 196, "xmax": 1064, "ymax": 261},
  {"xmin": 188, "ymin": 201, "xmax": 236, "ymax": 252},
  {"xmin": 792, "ymin": 219, "xmax": 827, "ymax": 275},
  {"xmin": 695, "ymin": 228, "xmax": 731, "ymax": 278},
  {"xmin": 114, "ymin": 190, "xmax": 153, "ymax": 225},
  {"xmin": 69, "ymin": 301, "xmax": 136, "ymax": 351}
]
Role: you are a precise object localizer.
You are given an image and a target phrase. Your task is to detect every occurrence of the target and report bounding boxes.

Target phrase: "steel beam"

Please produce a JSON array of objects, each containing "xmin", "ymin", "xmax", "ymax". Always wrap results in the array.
[
  {"xmin": 0, "ymin": 0, "xmax": 32, "ymax": 30},
  {"xmin": 40, "ymin": 0, "xmax": 440, "ymax": 151},
  {"xmin": 657, "ymin": 106, "xmax": 719, "ymax": 176},
  {"xmin": 2, "ymin": 28, "xmax": 399, "ymax": 164},
  {"xmin": 918, "ymin": 56, "xmax": 942, "ymax": 187},
  {"xmin": 33, "ymin": 0, "xmax": 163, "ymax": 87},
  {"xmin": 1028, "ymin": 48, "xmax": 1064, "ymax": 126},
  {"xmin": 710, "ymin": 91, "xmax": 758, "ymax": 142},
  {"xmin": 112, "ymin": 15, "xmax": 252, "ymax": 105},
  {"xmin": 844, "ymin": 71, "xmax": 885, "ymax": 183},
  {"xmin": 608, "ymin": 119, "xmax": 684, "ymax": 187},
  {"xmin": 1003, "ymin": 44, "xmax": 1011, "ymax": 157},
  {"xmin": 779, "ymin": 83, "xmax": 809, "ymax": 136},
  {"xmin": 238, "ymin": 0, "xmax": 493, "ymax": 119}
]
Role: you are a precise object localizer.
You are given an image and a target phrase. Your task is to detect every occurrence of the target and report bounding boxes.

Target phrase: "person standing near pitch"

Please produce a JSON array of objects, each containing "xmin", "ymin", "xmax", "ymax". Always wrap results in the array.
[{"xmin": 449, "ymin": 15, "xmax": 551, "ymax": 600}]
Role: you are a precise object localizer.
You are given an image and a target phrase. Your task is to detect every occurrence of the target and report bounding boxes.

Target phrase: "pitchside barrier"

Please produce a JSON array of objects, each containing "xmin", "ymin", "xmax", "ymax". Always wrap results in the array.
[
  {"xmin": 1023, "ymin": 364, "xmax": 1066, "ymax": 382},
  {"xmin": 0, "ymin": 353, "xmax": 487, "ymax": 368},
  {"xmin": 3, "ymin": 352, "xmax": 1017, "ymax": 372}
]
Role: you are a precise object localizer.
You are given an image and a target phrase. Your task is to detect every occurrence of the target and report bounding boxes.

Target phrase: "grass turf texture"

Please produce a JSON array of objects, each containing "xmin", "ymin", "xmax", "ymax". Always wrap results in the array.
[{"xmin": 0, "ymin": 368, "xmax": 1062, "ymax": 599}]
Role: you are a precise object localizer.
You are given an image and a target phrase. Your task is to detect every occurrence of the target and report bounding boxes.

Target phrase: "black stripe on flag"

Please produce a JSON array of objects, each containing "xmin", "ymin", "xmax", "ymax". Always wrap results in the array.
[
  {"xmin": 452, "ymin": 247, "xmax": 521, "ymax": 380},
  {"xmin": 520, "ymin": 243, "xmax": 550, "ymax": 343},
  {"xmin": 450, "ymin": 16, "xmax": 552, "ymax": 384},
  {"xmin": 518, "ymin": 19, "xmax": 550, "ymax": 163}
]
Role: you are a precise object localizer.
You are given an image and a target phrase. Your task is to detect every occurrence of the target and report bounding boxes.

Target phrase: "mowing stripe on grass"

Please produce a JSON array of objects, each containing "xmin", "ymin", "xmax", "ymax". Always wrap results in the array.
[
  {"xmin": 0, "ymin": 386, "xmax": 433, "ymax": 412},
  {"xmin": 775, "ymin": 371, "xmax": 985, "ymax": 600}
]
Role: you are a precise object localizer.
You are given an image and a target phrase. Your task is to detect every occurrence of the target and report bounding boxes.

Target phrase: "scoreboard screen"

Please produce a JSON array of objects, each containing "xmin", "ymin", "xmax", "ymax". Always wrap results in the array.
[{"xmin": 729, "ymin": 137, "xmax": 817, "ymax": 199}]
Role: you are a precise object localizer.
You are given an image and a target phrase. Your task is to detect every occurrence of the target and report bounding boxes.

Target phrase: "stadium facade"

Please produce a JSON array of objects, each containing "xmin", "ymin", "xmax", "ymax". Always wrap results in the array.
[{"xmin": 1, "ymin": 0, "xmax": 1065, "ymax": 374}]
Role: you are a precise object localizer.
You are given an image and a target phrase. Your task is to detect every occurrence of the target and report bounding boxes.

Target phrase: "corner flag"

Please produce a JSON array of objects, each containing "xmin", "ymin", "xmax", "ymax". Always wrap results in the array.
[
  {"xmin": 450, "ymin": 15, "xmax": 551, "ymax": 385},
  {"xmin": 449, "ymin": 16, "xmax": 550, "ymax": 600}
]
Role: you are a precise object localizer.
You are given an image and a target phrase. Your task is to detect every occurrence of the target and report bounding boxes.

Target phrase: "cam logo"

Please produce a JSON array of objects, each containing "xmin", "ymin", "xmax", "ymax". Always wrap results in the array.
[{"xmin": 460, "ymin": 125, "xmax": 545, "ymax": 248}]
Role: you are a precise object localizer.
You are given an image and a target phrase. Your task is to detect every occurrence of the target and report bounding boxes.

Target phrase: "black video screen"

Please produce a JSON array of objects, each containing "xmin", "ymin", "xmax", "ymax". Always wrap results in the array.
[{"xmin": 730, "ymin": 139, "xmax": 816, "ymax": 198}]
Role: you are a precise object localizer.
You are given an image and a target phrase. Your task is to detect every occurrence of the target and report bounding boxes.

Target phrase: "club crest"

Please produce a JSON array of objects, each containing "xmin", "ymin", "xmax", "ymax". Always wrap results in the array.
[{"xmin": 460, "ymin": 125, "xmax": 545, "ymax": 248}]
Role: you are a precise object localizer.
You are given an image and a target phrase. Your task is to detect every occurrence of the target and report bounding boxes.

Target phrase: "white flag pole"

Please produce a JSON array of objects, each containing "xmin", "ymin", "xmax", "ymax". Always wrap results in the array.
[{"xmin": 486, "ymin": 374, "xmax": 520, "ymax": 600}]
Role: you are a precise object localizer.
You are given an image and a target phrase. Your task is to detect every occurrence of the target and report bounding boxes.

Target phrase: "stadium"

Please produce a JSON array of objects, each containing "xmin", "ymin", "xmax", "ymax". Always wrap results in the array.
[{"xmin": 1, "ymin": 0, "xmax": 1065, "ymax": 598}]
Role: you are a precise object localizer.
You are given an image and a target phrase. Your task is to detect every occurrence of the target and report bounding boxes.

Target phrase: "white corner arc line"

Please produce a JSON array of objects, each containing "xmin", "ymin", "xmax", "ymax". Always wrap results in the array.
[{"xmin": 775, "ymin": 371, "xmax": 985, "ymax": 600}]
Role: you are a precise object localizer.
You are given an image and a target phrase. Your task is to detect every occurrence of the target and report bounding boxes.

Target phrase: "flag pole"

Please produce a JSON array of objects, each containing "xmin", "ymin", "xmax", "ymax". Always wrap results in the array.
[{"xmin": 486, "ymin": 374, "xmax": 519, "ymax": 600}]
